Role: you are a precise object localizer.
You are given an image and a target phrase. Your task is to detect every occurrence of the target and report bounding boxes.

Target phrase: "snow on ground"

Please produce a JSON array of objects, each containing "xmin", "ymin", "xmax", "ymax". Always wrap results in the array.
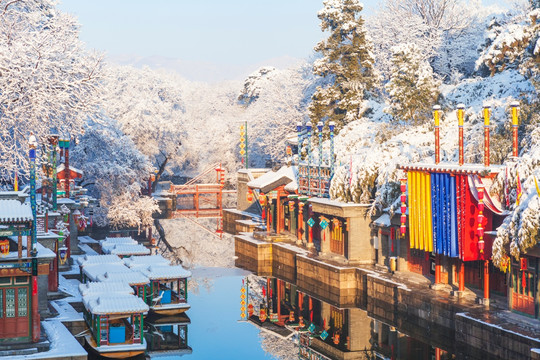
[{"xmin": 8, "ymin": 321, "xmax": 87, "ymax": 359}]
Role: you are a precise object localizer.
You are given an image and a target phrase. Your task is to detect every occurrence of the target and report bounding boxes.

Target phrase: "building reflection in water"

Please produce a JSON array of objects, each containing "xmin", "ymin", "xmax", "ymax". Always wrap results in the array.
[
  {"xmin": 144, "ymin": 313, "xmax": 192, "ymax": 358},
  {"xmin": 245, "ymin": 276, "xmax": 454, "ymax": 360}
]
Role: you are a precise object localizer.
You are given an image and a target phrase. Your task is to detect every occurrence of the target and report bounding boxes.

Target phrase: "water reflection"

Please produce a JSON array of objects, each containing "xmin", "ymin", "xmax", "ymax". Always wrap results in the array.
[
  {"xmin": 145, "ymin": 313, "xmax": 192, "ymax": 358},
  {"xmin": 244, "ymin": 275, "xmax": 456, "ymax": 360}
]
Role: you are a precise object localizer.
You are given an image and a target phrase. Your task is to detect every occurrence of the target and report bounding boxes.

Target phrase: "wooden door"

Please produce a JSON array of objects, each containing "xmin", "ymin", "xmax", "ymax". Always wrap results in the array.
[
  {"xmin": 0, "ymin": 285, "xmax": 30, "ymax": 339},
  {"xmin": 511, "ymin": 268, "xmax": 536, "ymax": 317}
]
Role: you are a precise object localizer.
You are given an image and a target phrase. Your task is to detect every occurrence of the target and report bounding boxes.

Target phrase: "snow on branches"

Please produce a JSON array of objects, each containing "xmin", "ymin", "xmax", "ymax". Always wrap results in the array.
[
  {"xmin": 309, "ymin": 0, "xmax": 375, "ymax": 132},
  {"xmin": 0, "ymin": 0, "xmax": 104, "ymax": 181},
  {"xmin": 107, "ymin": 191, "xmax": 159, "ymax": 231},
  {"xmin": 477, "ymin": 6, "xmax": 540, "ymax": 78}
]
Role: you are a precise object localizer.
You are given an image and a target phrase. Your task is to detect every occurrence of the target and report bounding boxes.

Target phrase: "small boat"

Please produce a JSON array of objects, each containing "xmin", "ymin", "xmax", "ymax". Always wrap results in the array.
[
  {"xmin": 81, "ymin": 284, "xmax": 149, "ymax": 359},
  {"xmin": 139, "ymin": 265, "xmax": 192, "ymax": 315},
  {"xmin": 145, "ymin": 312, "xmax": 192, "ymax": 357}
]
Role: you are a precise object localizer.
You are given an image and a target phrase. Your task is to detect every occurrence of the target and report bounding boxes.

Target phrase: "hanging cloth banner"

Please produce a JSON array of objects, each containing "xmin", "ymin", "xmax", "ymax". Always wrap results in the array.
[
  {"xmin": 431, "ymin": 173, "xmax": 458, "ymax": 257},
  {"xmin": 456, "ymin": 175, "xmax": 494, "ymax": 261},
  {"xmin": 407, "ymin": 171, "xmax": 433, "ymax": 252}
]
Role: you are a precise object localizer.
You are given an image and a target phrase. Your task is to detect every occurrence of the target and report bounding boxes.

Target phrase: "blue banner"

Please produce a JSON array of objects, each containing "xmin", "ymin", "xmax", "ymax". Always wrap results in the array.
[{"xmin": 431, "ymin": 173, "xmax": 458, "ymax": 257}]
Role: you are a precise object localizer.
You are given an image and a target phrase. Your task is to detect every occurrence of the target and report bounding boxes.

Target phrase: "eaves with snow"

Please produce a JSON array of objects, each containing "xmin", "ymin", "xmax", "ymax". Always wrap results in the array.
[{"xmin": 247, "ymin": 165, "xmax": 298, "ymax": 193}]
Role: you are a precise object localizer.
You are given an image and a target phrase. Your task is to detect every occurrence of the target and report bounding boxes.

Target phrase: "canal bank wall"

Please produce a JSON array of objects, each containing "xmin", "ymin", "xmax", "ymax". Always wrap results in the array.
[{"xmin": 235, "ymin": 235, "xmax": 540, "ymax": 359}]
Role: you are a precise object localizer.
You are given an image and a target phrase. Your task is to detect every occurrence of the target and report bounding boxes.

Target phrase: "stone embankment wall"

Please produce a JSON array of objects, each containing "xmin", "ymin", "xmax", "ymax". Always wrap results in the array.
[{"xmin": 235, "ymin": 235, "xmax": 540, "ymax": 359}]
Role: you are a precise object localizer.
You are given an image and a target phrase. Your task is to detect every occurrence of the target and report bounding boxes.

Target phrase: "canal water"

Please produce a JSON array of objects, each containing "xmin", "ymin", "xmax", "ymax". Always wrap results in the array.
[{"xmin": 90, "ymin": 218, "xmax": 457, "ymax": 359}]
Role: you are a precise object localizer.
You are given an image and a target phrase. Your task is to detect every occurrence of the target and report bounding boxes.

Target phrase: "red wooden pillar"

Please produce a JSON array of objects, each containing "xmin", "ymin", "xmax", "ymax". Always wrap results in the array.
[
  {"xmin": 459, "ymin": 260, "xmax": 465, "ymax": 292},
  {"xmin": 309, "ymin": 296, "xmax": 313, "ymax": 322},
  {"xmin": 32, "ymin": 277, "xmax": 40, "ymax": 342},
  {"xmin": 435, "ymin": 255, "xmax": 441, "ymax": 284},
  {"xmin": 298, "ymin": 202, "xmax": 304, "ymax": 242},
  {"xmin": 276, "ymin": 189, "xmax": 281, "ymax": 234},
  {"xmin": 483, "ymin": 260, "xmax": 490, "ymax": 301},
  {"xmin": 48, "ymin": 242, "xmax": 59, "ymax": 292}
]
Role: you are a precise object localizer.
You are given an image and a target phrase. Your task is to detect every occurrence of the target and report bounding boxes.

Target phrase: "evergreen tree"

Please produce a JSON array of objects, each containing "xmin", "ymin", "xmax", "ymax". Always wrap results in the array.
[
  {"xmin": 384, "ymin": 43, "xmax": 440, "ymax": 124},
  {"xmin": 308, "ymin": 0, "xmax": 375, "ymax": 132}
]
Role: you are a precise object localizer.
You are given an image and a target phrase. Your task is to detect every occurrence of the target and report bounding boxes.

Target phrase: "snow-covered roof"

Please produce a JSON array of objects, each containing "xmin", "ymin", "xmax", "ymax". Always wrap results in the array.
[
  {"xmin": 309, "ymin": 197, "xmax": 370, "ymax": 208},
  {"xmin": 0, "ymin": 199, "xmax": 33, "ymax": 223},
  {"xmin": 77, "ymin": 254, "xmax": 123, "ymax": 267},
  {"xmin": 105, "ymin": 244, "xmax": 151, "ymax": 256},
  {"xmin": 83, "ymin": 293, "xmax": 149, "ymax": 315},
  {"xmin": 83, "ymin": 263, "xmax": 131, "ymax": 282},
  {"xmin": 104, "ymin": 236, "xmax": 137, "ymax": 244},
  {"xmin": 373, "ymin": 213, "xmax": 392, "ymax": 228},
  {"xmin": 97, "ymin": 271, "xmax": 150, "ymax": 286},
  {"xmin": 123, "ymin": 254, "xmax": 170, "ymax": 268},
  {"xmin": 247, "ymin": 166, "xmax": 297, "ymax": 193},
  {"xmin": 56, "ymin": 163, "xmax": 83, "ymax": 178},
  {"xmin": 398, "ymin": 161, "xmax": 505, "ymax": 175},
  {"xmin": 0, "ymin": 191, "xmax": 28, "ymax": 202},
  {"xmin": 79, "ymin": 281, "xmax": 134, "ymax": 297},
  {"xmin": 138, "ymin": 265, "xmax": 191, "ymax": 280}
]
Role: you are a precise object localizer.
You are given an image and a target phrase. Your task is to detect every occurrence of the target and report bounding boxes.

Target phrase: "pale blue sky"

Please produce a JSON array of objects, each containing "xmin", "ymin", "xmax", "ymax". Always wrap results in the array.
[{"xmin": 58, "ymin": 0, "xmax": 511, "ymax": 81}]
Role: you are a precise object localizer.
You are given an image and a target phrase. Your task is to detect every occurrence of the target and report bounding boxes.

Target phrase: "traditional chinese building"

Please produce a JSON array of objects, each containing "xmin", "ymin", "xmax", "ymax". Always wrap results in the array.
[
  {"xmin": 396, "ymin": 105, "xmax": 512, "ymax": 305},
  {"xmin": 0, "ymin": 196, "xmax": 54, "ymax": 343}
]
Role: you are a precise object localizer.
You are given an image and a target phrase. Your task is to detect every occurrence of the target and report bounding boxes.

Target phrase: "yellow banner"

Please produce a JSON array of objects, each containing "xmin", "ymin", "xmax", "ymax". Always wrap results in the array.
[{"xmin": 408, "ymin": 171, "xmax": 433, "ymax": 252}]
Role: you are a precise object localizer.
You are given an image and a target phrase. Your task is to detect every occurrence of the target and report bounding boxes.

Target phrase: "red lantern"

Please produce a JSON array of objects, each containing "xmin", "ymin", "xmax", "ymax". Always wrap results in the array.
[
  {"xmin": 259, "ymin": 194, "xmax": 266, "ymax": 206},
  {"xmin": 0, "ymin": 240, "xmax": 9, "ymax": 257},
  {"xmin": 520, "ymin": 258, "xmax": 528, "ymax": 271},
  {"xmin": 478, "ymin": 238, "xmax": 484, "ymax": 252},
  {"xmin": 289, "ymin": 310, "xmax": 295, "ymax": 322},
  {"xmin": 246, "ymin": 189, "xmax": 253, "ymax": 203},
  {"xmin": 400, "ymin": 179, "xmax": 406, "ymax": 193},
  {"xmin": 400, "ymin": 194, "xmax": 406, "ymax": 203}
]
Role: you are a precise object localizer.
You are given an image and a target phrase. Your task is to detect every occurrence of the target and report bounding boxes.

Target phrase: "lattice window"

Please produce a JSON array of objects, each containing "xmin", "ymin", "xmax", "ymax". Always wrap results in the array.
[
  {"xmin": 17, "ymin": 288, "xmax": 27, "ymax": 317},
  {"xmin": 5, "ymin": 289, "xmax": 15, "ymax": 318}
]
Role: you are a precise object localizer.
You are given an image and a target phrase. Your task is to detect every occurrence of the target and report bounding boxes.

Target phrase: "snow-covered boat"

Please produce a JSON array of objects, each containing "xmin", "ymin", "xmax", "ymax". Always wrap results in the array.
[
  {"xmin": 80, "ymin": 281, "xmax": 149, "ymax": 359},
  {"xmin": 139, "ymin": 265, "xmax": 192, "ymax": 315}
]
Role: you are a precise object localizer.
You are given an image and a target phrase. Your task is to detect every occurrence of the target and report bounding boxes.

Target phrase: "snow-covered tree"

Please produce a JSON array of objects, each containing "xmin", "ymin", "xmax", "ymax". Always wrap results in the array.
[
  {"xmin": 309, "ymin": 0, "xmax": 375, "ymax": 132},
  {"xmin": 369, "ymin": 0, "xmax": 480, "ymax": 81},
  {"xmin": 102, "ymin": 65, "xmax": 186, "ymax": 189},
  {"xmin": 477, "ymin": 7, "xmax": 540, "ymax": 79},
  {"xmin": 238, "ymin": 65, "xmax": 314, "ymax": 166},
  {"xmin": 384, "ymin": 43, "xmax": 441, "ymax": 124},
  {"xmin": 0, "ymin": 0, "xmax": 104, "ymax": 181},
  {"xmin": 71, "ymin": 116, "xmax": 157, "ymax": 227}
]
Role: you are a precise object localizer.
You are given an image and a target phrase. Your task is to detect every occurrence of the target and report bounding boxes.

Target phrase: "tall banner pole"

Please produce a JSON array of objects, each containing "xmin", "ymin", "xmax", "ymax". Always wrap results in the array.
[
  {"xmin": 457, "ymin": 104, "xmax": 465, "ymax": 166},
  {"xmin": 306, "ymin": 122, "xmax": 312, "ymax": 196},
  {"xmin": 433, "ymin": 105, "xmax": 441, "ymax": 164},
  {"xmin": 510, "ymin": 102, "xmax": 519, "ymax": 157}
]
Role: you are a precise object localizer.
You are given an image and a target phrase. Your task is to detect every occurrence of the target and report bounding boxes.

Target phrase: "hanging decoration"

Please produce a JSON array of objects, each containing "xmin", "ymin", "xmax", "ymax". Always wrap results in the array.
[
  {"xmin": 240, "ymin": 279, "xmax": 247, "ymax": 319},
  {"xmin": 288, "ymin": 201, "xmax": 295, "ymax": 212},
  {"xmin": 0, "ymin": 239, "xmax": 9, "ymax": 257},
  {"xmin": 516, "ymin": 173, "xmax": 522, "ymax": 206},
  {"xmin": 259, "ymin": 305, "xmax": 267, "ymax": 322},
  {"xmin": 477, "ymin": 187, "xmax": 485, "ymax": 255},
  {"xmin": 239, "ymin": 122, "xmax": 248, "ymax": 168},
  {"xmin": 246, "ymin": 188, "xmax": 253, "ymax": 203},
  {"xmin": 59, "ymin": 246, "xmax": 68, "ymax": 265},
  {"xmin": 400, "ymin": 178, "xmax": 407, "ymax": 237},
  {"xmin": 320, "ymin": 330, "xmax": 329, "ymax": 341},
  {"xmin": 307, "ymin": 218, "xmax": 315, "ymax": 228},
  {"xmin": 520, "ymin": 257, "xmax": 528, "ymax": 292}
]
